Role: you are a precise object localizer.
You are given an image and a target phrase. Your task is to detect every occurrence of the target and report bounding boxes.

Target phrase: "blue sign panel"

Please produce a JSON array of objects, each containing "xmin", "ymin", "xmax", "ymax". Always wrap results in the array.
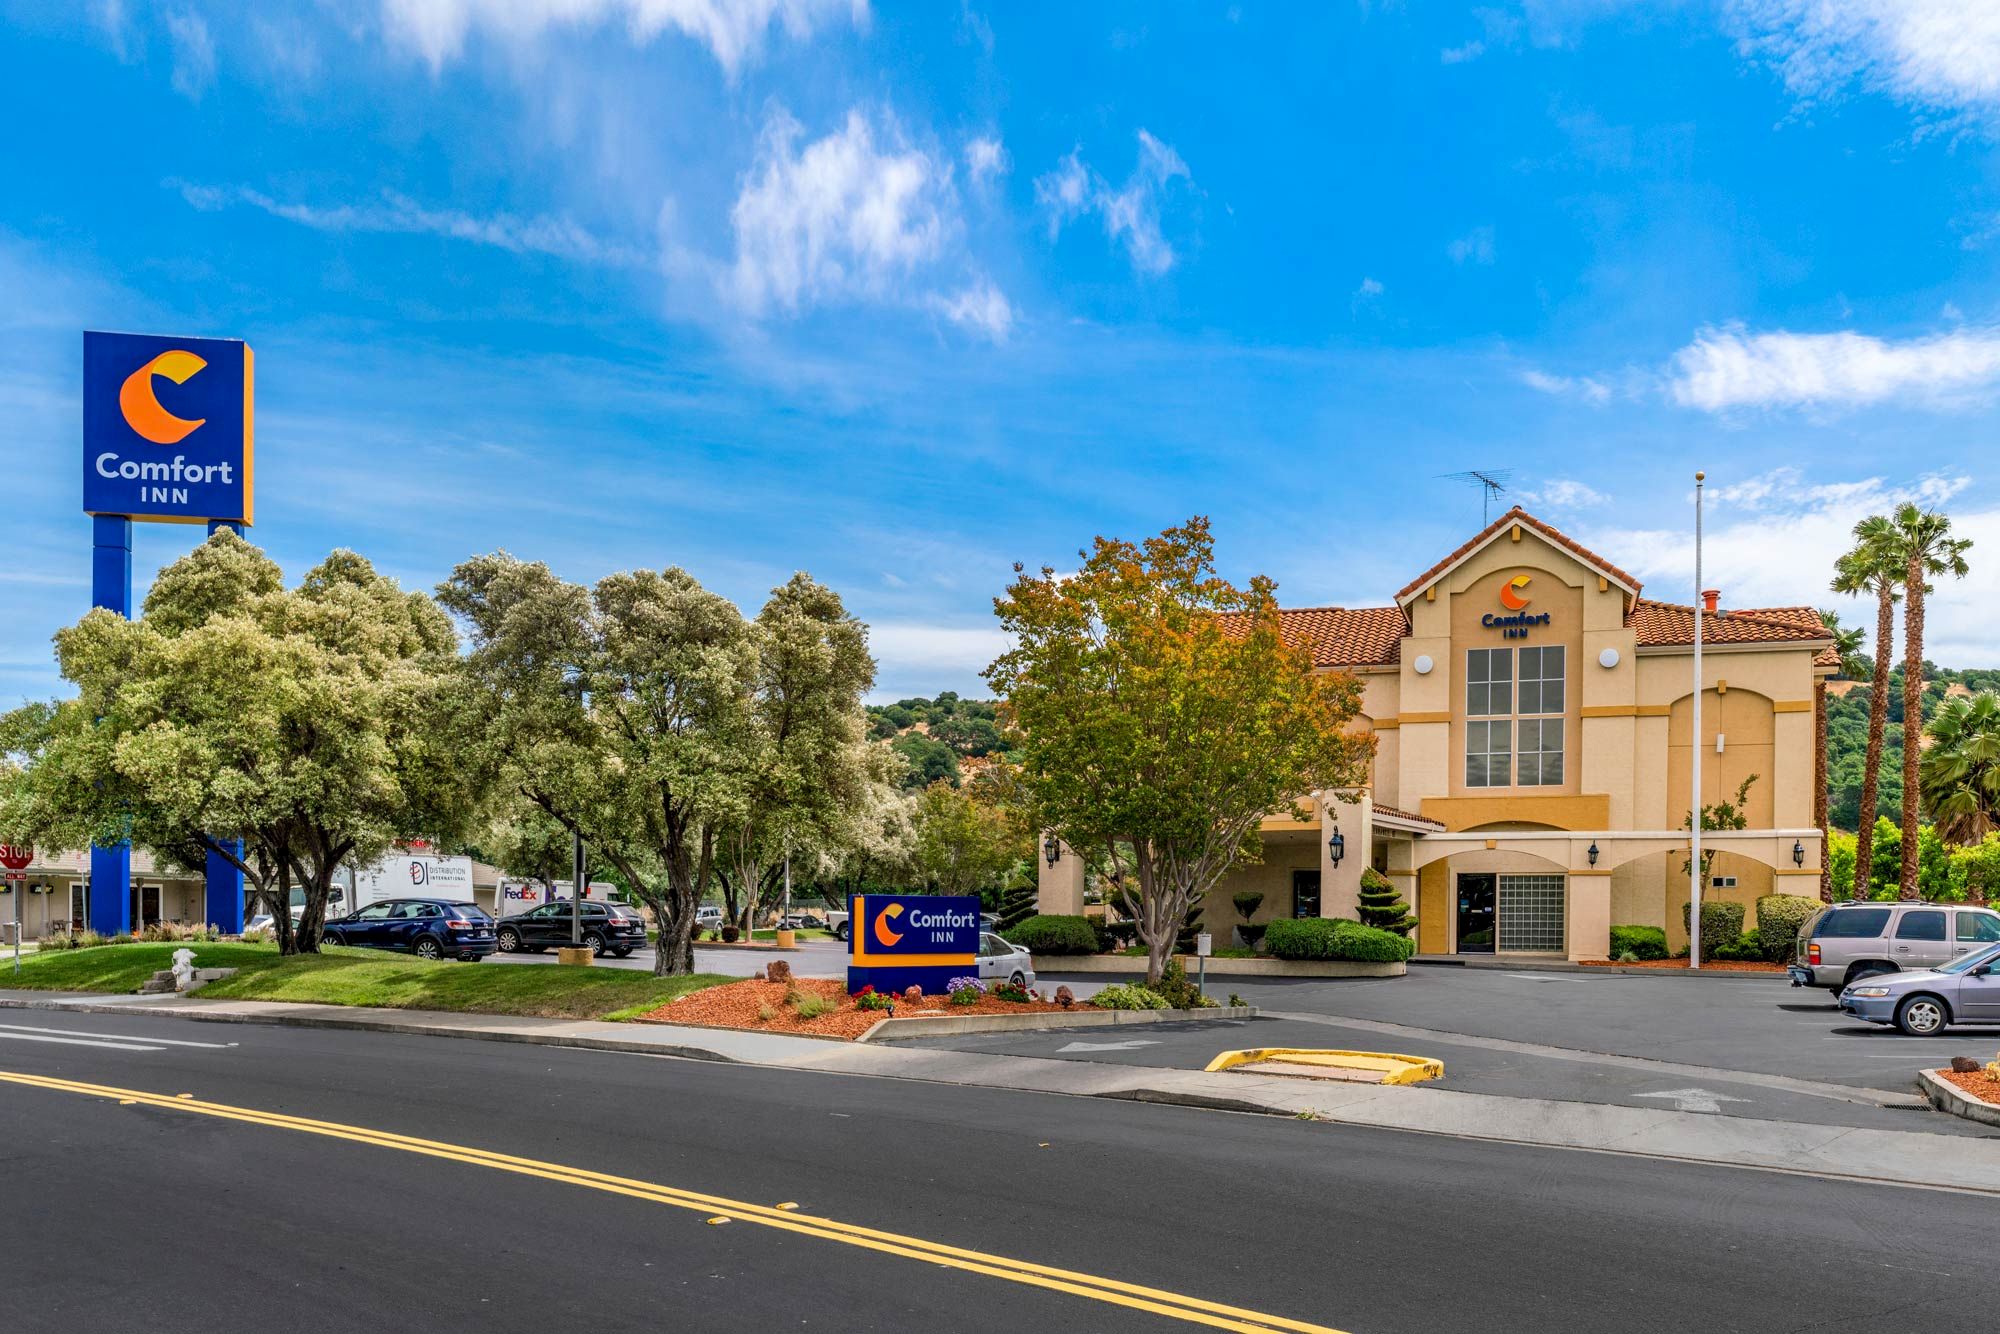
[
  {"xmin": 83, "ymin": 331, "xmax": 254, "ymax": 526},
  {"xmin": 846, "ymin": 893, "xmax": 982, "ymax": 997}
]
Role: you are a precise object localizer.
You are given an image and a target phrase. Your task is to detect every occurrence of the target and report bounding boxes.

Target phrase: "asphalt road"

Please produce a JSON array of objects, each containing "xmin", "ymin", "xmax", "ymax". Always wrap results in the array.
[
  {"xmin": 2, "ymin": 1013, "xmax": 1996, "ymax": 1333},
  {"xmin": 896, "ymin": 965, "xmax": 2000, "ymax": 1136}
]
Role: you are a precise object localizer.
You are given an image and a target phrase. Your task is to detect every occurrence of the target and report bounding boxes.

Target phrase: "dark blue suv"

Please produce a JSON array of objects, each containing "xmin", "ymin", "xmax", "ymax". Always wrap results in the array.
[{"xmin": 323, "ymin": 898, "xmax": 497, "ymax": 961}]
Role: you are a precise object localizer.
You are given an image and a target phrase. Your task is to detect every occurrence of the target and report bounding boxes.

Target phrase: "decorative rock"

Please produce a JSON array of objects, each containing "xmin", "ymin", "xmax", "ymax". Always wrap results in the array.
[
  {"xmin": 766, "ymin": 959, "xmax": 792, "ymax": 984},
  {"xmin": 1054, "ymin": 985, "xmax": 1075, "ymax": 1008},
  {"xmin": 1951, "ymin": 1056, "xmax": 1984, "ymax": 1074}
]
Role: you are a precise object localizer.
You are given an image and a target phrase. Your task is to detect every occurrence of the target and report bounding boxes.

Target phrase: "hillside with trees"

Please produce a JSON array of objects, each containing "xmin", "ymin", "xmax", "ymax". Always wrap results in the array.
[{"xmin": 866, "ymin": 691, "xmax": 1015, "ymax": 790}]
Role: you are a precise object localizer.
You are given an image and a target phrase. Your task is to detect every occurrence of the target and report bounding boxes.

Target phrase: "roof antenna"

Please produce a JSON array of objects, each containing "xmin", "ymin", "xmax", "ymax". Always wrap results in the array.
[{"xmin": 1443, "ymin": 469, "xmax": 1513, "ymax": 526}]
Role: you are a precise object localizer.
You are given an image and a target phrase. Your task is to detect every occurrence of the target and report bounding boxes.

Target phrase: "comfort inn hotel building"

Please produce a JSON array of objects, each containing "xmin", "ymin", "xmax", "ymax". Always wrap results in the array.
[{"xmin": 1038, "ymin": 508, "xmax": 1835, "ymax": 961}]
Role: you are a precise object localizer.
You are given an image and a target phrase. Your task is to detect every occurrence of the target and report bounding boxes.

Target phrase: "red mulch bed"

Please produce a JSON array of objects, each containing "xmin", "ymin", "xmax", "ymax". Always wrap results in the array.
[
  {"xmin": 631, "ymin": 976, "xmax": 1082, "ymax": 1041},
  {"xmin": 1579, "ymin": 958, "xmax": 1786, "ymax": 973},
  {"xmin": 1938, "ymin": 1067, "xmax": 2000, "ymax": 1106}
]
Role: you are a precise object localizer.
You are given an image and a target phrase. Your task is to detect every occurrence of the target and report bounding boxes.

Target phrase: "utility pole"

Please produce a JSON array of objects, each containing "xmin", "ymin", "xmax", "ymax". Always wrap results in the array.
[
  {"xmin": 1690, "ymin": 471, "xmax": 1705, "ymax": 971},
  {"xmin": 571, "ymin": 830, "xmax": 585, "ymax": 949}
]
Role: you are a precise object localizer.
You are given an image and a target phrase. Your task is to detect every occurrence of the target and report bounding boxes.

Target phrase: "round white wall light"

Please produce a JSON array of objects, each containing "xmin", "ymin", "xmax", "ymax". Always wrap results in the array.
[
  {"xmin": 1598, "ymin": 647, "xmax": 1621, "ymax": 669},
  {"xmin": 1413, "ymin": 654, "xmax": 1434, "ymax": 675}
]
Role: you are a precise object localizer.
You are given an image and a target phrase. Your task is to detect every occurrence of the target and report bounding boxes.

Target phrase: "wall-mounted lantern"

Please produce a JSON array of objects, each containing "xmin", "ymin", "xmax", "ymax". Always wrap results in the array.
[
  {"xmin": 1793, "ymin": 839, "xmax": 1805, "ymax": 868},
  {"xmin": 1327, "ymin": 814, "xmax": 1345, "ymax": 868},
  {"xmin": 1587, "ymin": 841, "xmax": 1599, "ymax": 868},
  {"xmin": 1042, "ymin": 833, "xmax": 1062, "ymax": 867}
]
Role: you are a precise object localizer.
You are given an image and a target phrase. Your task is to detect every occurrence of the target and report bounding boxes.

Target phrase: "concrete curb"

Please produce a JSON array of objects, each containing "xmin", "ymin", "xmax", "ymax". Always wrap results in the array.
[
  {"xmin": 857, "ymin": 1005, "xmax": 1257, "ymax": 1043},
  {"xmin": 1414, "ymin": 957, "xmax": 1787, "ymax": 982},
  {"xmin": 1917, "ymin": 1068, "xmax": 2000, "ymax": 1129},
  {"xmin": 1034, "ymin": 956, "xmax": 1405, "ymax": 978}
]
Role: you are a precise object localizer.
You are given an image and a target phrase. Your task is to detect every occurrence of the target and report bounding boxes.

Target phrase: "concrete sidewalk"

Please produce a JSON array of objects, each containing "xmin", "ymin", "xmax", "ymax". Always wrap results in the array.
[{"xmin": 3, "ymin": 986, "xmax": 1994, "ymax": 1196}]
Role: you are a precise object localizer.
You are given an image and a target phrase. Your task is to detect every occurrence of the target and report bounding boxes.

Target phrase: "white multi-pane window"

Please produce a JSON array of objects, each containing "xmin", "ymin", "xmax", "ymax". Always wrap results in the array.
[
  {"xmin": 1465, "ymin": 645, "xmax": 1565, "ymax": 787},
  {"xmin": 1497, "ymin": 875, "xmax": 1566, "ymax": 952}
]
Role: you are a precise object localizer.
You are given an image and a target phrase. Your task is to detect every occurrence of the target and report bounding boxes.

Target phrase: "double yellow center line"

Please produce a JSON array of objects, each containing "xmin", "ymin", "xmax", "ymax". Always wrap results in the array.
[{"xmin": 0, "ymin": 1070, "xmax": 1350, "ymax": 1334}]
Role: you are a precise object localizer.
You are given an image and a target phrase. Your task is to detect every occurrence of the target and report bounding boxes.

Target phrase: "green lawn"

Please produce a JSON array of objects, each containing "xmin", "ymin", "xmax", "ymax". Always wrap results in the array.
[{"xmin": 0, "ymin": 943, "xmax": 728, "ymax": 1021}]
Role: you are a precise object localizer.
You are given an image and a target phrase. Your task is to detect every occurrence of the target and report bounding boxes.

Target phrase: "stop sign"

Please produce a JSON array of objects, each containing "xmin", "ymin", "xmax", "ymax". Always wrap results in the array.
[{"xmin": 0, "ymin": 845, "xmax": 31, "ymax": 871}]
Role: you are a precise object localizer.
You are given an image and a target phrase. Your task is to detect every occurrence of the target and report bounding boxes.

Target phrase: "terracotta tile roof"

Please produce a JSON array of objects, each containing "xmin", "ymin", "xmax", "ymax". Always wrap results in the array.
[
  {"xmin": 1372, "ymin": 802, "xmax": 1445, "ymax": 830},
  {"xmin": 1815, "ymin": 645, "xmax": 1842, "ymax": 669},
  {"xmin": 1263, "ymin": 605, "xmax": 1405, "ymax": 667},
  {"xmin": 1394, "ymin": 506, "xmax": 1643, "ymax": 603},
  {"xmin": 1629, "ymin": 600, "xmax": 1831, "ymax": 648}
]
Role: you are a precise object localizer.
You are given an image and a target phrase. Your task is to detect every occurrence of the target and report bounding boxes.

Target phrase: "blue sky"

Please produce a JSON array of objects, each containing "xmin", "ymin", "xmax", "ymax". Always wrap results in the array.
[{"xmin": 6, "ymin": 0, "xmax": 2000, "ymax": 708}]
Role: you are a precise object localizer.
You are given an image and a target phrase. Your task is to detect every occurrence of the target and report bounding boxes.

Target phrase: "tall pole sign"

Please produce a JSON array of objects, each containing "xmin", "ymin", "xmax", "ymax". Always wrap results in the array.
[{"xmin": 80, "ymin": 331, "xmax": 256, "ymax": 938}]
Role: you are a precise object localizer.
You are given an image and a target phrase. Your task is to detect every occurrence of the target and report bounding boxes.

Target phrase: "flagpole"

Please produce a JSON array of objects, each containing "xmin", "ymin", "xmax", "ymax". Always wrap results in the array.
[{"xmin": 1691, "ymin": 471, "xmax": 1705, "ymax": 970}]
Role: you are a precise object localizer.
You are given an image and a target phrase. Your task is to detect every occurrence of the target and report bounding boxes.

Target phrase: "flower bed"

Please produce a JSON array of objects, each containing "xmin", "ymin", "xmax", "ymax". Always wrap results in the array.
[
  {"xmin": 631, "ymin": 976, "xmax": 1082, "ymax": 1041},
  {"xmin": 1578, "ymin": 958, "xmax": 1784, "ymax": 973},
  {"xmin": 1938, "ymin": 1067, "xmax": 2000, "ymax": 1106}
]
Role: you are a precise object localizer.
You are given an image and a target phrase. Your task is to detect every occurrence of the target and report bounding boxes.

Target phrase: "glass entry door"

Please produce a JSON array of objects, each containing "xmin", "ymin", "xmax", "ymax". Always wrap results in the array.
[
  {"xmin": 1456, "ymin": 873, "xmax": 1496, "ymax": 952},
  {"xmin": 1292, "ymin": 869, "xmax": 1322, "ymax": 918}
]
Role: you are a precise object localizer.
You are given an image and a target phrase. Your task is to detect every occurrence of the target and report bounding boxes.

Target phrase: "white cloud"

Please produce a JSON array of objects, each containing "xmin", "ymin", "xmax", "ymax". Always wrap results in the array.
[
  {"xmin": 1522, "ymin": 479, "xmax": 1609, "ymax": 509},
  {"xmin": 175, "ymin": 182, "xmax": 646, "ymax": 266},
  {"xmin": 1448, "ymin": 225, "xmax": 1495, "ymax": 265},
  {"xmin": 965, "ymin": 135, "xmax": 1008, "ymax": 184},
  {"xmin": 1034, "ymin": 130, "xmax": 1193, "ymax": 276},
  {"xmin": 1440, "ymin": 39, "xmax": 1485, "ymax": 63},
  {"xmin": 933, "ymin": 279, "xmax": 1013, "ymax": 339},
  {"xmin": 165, "ymin": 9, "xmax": 215, "ymax": 100},
  {"xmin": 1669, "ymin": 323, "xmax": 2000, "ymax": 411},
  {"xmin": 1355, "ymin": 276, "xmax": 1384, "ymax": 298},
  {"xmin": 1521, "ymin": 368, "xmax": 1611, "ymax": 404},
  {"xmin": 378, "ymin": 0, "xmax": 866, "ymax": 75},
  {"xmin": 1583, "ymin": 470, "xmax": 2000, "ymax": 664},
  {"xmin": 728, "ymin": 108, "xmax": 950, "ymax": 310},
  {"xmin": 1728, "ymin": 0, "xmax": 2000, "ymax": 122},
  {"xmin": 867, "ymin": 622, "xmax": 1010, "ymax": 676}
]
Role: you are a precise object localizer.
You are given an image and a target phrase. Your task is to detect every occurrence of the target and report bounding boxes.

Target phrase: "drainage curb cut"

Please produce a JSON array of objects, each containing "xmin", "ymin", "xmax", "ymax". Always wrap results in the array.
[{"xmin": 1917, "ymin": 1068, "xmax": 2000, "ymax": 1129}]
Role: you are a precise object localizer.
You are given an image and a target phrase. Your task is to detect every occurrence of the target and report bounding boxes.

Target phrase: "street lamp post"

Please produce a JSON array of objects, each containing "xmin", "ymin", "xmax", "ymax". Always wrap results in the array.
[
  {"xmin": 1691, "ymin": 471, "xmax": 1705, "ymax": 971},
  {"xmin": 571, "ymin": 831, "xmax": 585, "ymax": 949}
]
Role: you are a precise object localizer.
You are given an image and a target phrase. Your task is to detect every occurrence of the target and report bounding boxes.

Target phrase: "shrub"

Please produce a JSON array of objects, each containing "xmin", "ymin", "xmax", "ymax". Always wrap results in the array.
[
  {"xmin": 109, "ymin": 932, "xmax": 136, "ymax": 945},
  {"xmin": 1005, "ymin": 914, "xmax": 1100, "ymax": 955},
  {"xmin": 791, "ymin": 992, "xmax": 830, "ymax": 1020},
  {"xmin": 1753, "ymin": 894, "xmax": 1822, "ymax": 963},
  {"xmin": 853, "ymin": 986, "xmax": 892, "ymax": 1012},
  {"xmin": 239, "ymin": 925, "xmax": 272, "ymax": 943},
  {"xmin": 1608, "ymin": 924, "xmax": 1668, "ymax": 961},
  {"xmin": 1231, "ymin": 891, "xmax": 1265, "ymax": 920},
  {"xmin": 1093, "ymin": 918, "xmax": 1138, "ymax": 951},
  {"xmin": 991, "ymin": 979, "xmax": 1032, "ymax": 1004},
  {"xmin": 1150, "ymin": 957, "xmax": 1204, "ymax": 1009},
  {"xmin": 720, "ymin": 925, "xmax": 740, "ymax": 943},
  {"xmin": 1265, "ymin": 917, "xmax": 1415, "ymax": 963},
  {"xmin": 946, "ymin": 976, "xmax": 984, "ymax": 1006},
  {"xmin": 1681, "ymin": 900, "xmax": 1745, "ymax": 960},
  {"xmin": 1712, "ymin": 929, "xmax": 1766, "ymax": 962},
  {"xmin": 756, "ymin": 1003, "xmax": 777, "ymax": 1022},
  {"xmin": 1090, "ymin": 982, "xmax": 1169, "ymax": 1011},
  {"xmin": 1356, "ymin": 868, "xmax": 1417, "ymax": 937}
]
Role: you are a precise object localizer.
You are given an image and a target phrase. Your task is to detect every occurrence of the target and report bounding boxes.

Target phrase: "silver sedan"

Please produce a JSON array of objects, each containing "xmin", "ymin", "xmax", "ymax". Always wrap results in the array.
[{"xmin": 1838, "ymin": 941, "xmax": 2000, "ymax": 1035}]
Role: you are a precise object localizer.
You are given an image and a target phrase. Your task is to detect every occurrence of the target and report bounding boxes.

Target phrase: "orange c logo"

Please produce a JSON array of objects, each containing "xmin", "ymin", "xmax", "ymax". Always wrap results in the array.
[
  {"xmin": 119, "ymin": 349, "xmax": 208, "ymax": 445},
  {"xmin": 1499, "ymin": 574, "xmax": 1532, "ymax": 611},
  {"xmin": 872, "ymin": 902, "xmax": 905, "ymax": 948}
]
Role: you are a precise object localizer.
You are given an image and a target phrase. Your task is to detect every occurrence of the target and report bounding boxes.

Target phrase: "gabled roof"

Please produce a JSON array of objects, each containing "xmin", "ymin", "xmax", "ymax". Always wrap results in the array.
[
  {"xmin": 1394, "ymin": 506, "xmax": 1643, "ymax": 605},
  {"xmin": 1263, "ymin": 605, "xmax": 1404, "ymax": 667},
  {"xmin": 1629, "ymin": 600, "xmax": 1831, "ymax": 649}
]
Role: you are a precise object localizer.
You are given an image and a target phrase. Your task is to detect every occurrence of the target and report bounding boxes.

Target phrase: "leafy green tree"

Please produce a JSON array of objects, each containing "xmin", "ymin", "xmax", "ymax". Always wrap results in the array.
[
  {"xmin": 1888, "ymin": 503, "xmax": 1972, "ymax": 898},
  {"xmin": 0, "ymin": 532, "xmax": 468, "ymax": 954},
  {"xmin": 1920, "ymin": 691, "xmax": 2000, "ymax": 846},
  {"xmin": 1816, "ymin": 608, "xmax": 1869, "ymax": 680},
  {"xmin": 987, "ymin": 517, "xmax": 1372, "ymax": 984},
  {"xmin": 1681, "ymin": 775, "xmax": 1758, "ymax": 889},
  {"xmin": 889, "ymin": 731, "xmax": 958, "ymax": 788},
  {"xmin": 906, "ymin": 779, "xmax": 1023, "ymax": 897},
  {"xmin": 440, "ymin": 554, "xmax": 755, "ymax": 975},
  {"xmin": 480, "ymin": 799, "xmax": 577, "ymax": 900}
]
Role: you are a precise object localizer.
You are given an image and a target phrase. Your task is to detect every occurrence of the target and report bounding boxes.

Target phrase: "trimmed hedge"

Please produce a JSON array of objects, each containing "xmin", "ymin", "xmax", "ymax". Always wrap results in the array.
[
  {"xmin": 1609, "ymin": 924, "xmax": 1668, "ymax": 961},
  {"xmin": 1004, "ymin": 914, "xmax": 1099, "ymax": 955},
  {"xmin": 1753, "ymin": 894, "xmax": 1821, "ymax": 964},
  {"xmin": 1681, "ymin": 899, "xmax": 1745, "ymax": 960},
  {"xmin": 1091, "ymin": 982, "xmax": 1170, "ymax": 1011},
  {"xmin": 1264, "ymin": 917, "xmax": 1415, "ymax": 963}
]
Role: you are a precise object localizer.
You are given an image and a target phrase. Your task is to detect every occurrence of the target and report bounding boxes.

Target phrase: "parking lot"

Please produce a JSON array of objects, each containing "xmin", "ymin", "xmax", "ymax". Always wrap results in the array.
[{"xmin": 899, "ymin": 963, "xmax": 2000, "ymax": 1137}]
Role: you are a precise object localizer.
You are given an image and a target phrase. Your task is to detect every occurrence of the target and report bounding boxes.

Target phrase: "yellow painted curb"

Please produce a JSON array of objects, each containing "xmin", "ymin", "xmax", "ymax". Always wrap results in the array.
[{"xmin": 1204, "ymin": 1048, "xmax": 1444, "ymax": 1085}]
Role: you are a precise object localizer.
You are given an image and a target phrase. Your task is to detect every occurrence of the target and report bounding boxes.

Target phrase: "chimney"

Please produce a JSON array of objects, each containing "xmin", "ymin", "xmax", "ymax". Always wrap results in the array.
[{"xmin": 1701, "ymin": 589, "xmax": 1720, "ymax": 615}]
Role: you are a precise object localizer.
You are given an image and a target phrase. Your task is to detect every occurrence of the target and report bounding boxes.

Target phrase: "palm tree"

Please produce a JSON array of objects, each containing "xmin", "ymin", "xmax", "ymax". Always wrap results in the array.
[
  {"xmin": 1830, "ymin": 522, "xmax": 1901, "ymax": 900},
  {"xmin": 1813, "ymin": 608, "xmax": 1870, "ymax": 901},
  {"xmin": 1920, "ymin": 691, "xmax": 2000, "ymax": 845},
  {"xmin": 1889, "ymin": 502, "xmax": 1972, "ymax": 899}
]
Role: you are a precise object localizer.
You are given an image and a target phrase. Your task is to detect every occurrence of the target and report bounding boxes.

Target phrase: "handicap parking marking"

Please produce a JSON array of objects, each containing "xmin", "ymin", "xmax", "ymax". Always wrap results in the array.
[{"xmin": 0, "ymin": 1022, "xmax": 237, "ymax": 1051}]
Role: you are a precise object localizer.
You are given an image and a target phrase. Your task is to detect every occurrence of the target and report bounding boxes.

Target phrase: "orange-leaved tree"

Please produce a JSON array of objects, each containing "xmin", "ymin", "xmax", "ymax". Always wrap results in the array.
[{"xmin": 985, "ymin": 518, "xmax": 1373, "ymax": 985}]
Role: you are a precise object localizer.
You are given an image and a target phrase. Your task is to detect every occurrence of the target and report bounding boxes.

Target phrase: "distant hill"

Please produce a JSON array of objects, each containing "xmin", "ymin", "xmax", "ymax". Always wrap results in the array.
[
  {"xmin": 1825, "ymin": 665, "xmax": 2000, "ymax": 830},
  {"xmin": 867, "ymin": 692, "xmax": 1013, "ymax": 789}
]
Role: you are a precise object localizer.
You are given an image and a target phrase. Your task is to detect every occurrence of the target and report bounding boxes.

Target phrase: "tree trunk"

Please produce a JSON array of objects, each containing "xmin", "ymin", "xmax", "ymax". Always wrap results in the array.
[
  {"xmin": 1814, "ymin": 679, "xmax": 1831, "ymax": 903},
  {"xmin": 1854, "ymin": 581, "xmax": 1894, "ymax": 897},
  {"xmin": 1900, "ymin": 556, "xmax": 1925, "ymax": 900},
  {"xmin": 273, "ymin": 855, "xmax": 297, "ymax": 955}
]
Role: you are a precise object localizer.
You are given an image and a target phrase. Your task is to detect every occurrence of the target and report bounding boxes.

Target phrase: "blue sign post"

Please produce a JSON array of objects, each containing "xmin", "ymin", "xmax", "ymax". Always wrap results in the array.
[
  {"xmin": 845, "ymin": 894, "xmax": 982, "ymax": 996},
  {"xmin": 81, "ymin": 331, "xmax": 255, "ymax": 936}
]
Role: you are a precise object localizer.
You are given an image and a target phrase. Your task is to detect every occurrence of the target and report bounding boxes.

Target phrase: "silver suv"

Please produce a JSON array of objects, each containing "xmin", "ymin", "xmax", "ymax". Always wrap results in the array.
[{"xmin": 1790, "ymin": 901, "xmax": 2000, "ymax": 994}]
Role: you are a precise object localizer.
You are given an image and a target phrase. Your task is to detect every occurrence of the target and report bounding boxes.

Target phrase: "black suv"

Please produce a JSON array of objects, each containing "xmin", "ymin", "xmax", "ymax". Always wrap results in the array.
[
  {"xmin": 322, "ymin": 898, "xmax": 496, "ymax": 961},
  {"xmin": 495, "ymin": 900, "xmax": 647, "ymax": 958}
]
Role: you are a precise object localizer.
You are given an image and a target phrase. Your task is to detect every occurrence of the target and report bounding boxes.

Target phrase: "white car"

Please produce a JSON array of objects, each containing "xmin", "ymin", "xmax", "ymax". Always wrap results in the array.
[
  {"xmin": 694, "ymin": 905, "xmax": 723, "ymax": 929},
  {"xmin": 975, "ymin": 931, "xmax": 1036, "ymax": 990}
]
